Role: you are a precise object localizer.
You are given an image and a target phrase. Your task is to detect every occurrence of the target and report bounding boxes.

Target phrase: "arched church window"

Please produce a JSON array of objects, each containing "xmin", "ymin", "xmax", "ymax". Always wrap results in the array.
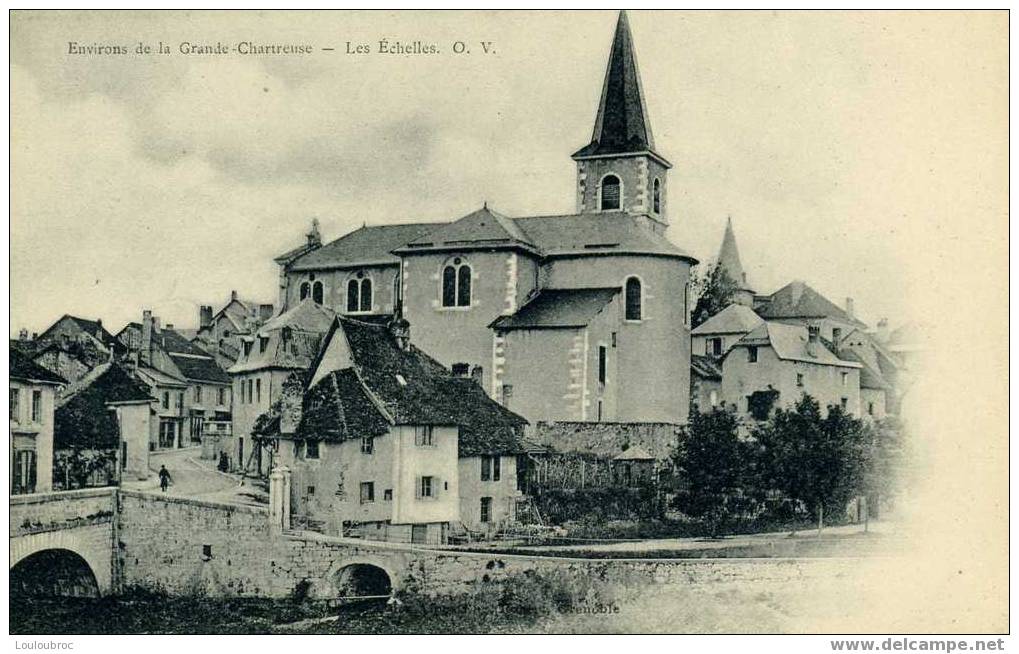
[
  {"xmin": 299, "ymin": 281, "xmax": 310, "ymax": 301},
  {"xmin": 601, "ymin": 174, "xmax": 621, "ymax": 211},
  {"xmin": 312, "ymin": 281, "xmax": 324, "ymax": 305},
  {"xmin": 441, "ymin": 258, "xmax": 472, "ymax": 308},
  {"xmin": 625, "ymin": 277, "xmax": 642, "ymax": 321},
  {"xmin": 653, "ymin": 178, "xmax": 661, "ymax": 214},
  {"xmin": 346, "ymin": 272, "xmax": 373, "ymax": 313}
]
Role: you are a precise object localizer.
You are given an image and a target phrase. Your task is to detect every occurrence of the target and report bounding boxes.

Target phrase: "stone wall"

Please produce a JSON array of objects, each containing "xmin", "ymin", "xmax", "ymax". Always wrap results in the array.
[
  {"xmin": 533, "ymin": 421, "xmax": 683, "ymax": 459},
  {"xmin": 10, "ymin": 487, "xmax": 116, "ymax": 536}
]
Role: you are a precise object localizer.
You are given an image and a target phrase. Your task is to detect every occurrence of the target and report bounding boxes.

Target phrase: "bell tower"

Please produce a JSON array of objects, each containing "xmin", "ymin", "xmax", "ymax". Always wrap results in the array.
[{"xmin": 572, "ymin": 10, "xmax": 672, "ymax": 234}]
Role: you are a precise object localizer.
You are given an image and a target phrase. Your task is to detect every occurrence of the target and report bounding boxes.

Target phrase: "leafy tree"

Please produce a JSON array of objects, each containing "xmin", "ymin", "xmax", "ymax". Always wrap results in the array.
[
  {"xmin": 858, "ymin": 417, "xmax": 905, "ymax": 528},
  {"xmin": 672, "ymin": 407, "xmax": 753, "ymax": 537},
  {"xmin": 754, "ymin": 394, "xmax": 870, "ymax": 534},
  {"xmin": 690, "ymin": 263, "xmax": 742, "ymax": 328}
]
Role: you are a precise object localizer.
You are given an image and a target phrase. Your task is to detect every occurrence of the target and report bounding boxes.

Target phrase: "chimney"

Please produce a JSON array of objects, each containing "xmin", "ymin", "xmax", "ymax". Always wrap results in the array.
[
  {"xmin": 166, "ymin": 323, "xmax": 174, "ymax": 331},
  {"xmin": 18, "ymin": 328, "xmax": 28, "ymax": 341},
  {"xmin": 31, "ymin": 332, "xmax": 37, "ymax": 340},
  {"xmin": 230, "ymin": 290, "xmax": 238, "ymax": 302},
  {"xmin": 806, "ymin": 324, "xmax": 820, "ymax": 357},
  {"xmin": 199, "ymin": 305, "xmax": 213, "ymax": 329},
  {"xmin": 307, "ymin": 218, "xmax": 322, "ymax": 247},
  {"xmin": 876, "ymin": 318, "xmax": 890, "ymax": 343},
  {"xmin": 259, "ymin": 304, "xmax": 274, "ymax": 321},
  {"xmin": 470, "ymin": 365, "xmax": 484, "ymax": 386},
  {"xmin": 95, "ymin": 319, "xmax": 103, "ymax": 339},
  {"xmin": 388, "ymin": 317, "xmax": 411, "ymax": 351},
  {"xmin": 845, "ymin": 297, "xmax": 855, "ymax": 319},
  {"xmin": 140, "ymin": 310, "xmax": 153, "ymax": 366}
]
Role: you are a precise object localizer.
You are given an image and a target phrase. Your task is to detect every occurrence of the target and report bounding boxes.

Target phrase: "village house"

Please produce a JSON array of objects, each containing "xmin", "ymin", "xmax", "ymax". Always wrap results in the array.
[
  {"xmin": 227, "ymin": 299, "xmax": 336, "ymax": 475},
  {"xmin": 195, "ymin": 290, "xmax": 275, "ymax": 368},
  {"xmin": 118, "ymin": 310, "xmax": 232, "ymax": 450},
  {"xmin": 10, "ymin": 350, "xmax": 65, "ymax": 495},
  {"xmin": 53, "ymin": 363, "xmax": 155, "ymax": 488},
  {"xmin": 279, "ymin": 315, "xmax": 528, "ymax": 544},
  {"xmin": 720, "ymin": 321, "xmax": 862, "ymax": 420},
  {"xmin": 271, "ymin": 11, "xmax": 696, "ymax": 434},
  {"xmin": 36, "ymin": 314, "xmax": 122, "ymax": 359},
  {"xmin": 691, "ymin": 303, "xmax": 764, "ymax": 360}
]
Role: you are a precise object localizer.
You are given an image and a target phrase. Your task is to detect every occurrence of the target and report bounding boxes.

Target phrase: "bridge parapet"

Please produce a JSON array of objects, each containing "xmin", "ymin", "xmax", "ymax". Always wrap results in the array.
[{"xmin": 10, "ymin": 487, "xmax": 117, "ymax": 537}]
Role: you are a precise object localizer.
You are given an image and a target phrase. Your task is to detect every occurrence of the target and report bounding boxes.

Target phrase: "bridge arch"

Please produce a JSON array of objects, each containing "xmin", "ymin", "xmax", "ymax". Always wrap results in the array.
[
  {"xmin": 309, "ymin": 556, "xmax": 401, "ymax": 600},
  {"xmin": 10, "ymin": 528, "xmax": 112, "ymax": 595},
  {"xmin": 10, "ymin": 548, "xmax": 101, "ymax": 598}
]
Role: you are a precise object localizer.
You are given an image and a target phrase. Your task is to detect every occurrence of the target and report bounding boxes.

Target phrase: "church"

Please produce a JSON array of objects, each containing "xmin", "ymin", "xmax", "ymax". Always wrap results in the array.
[{"xmin": 273, "ymin": 11, "xmax": 698, "ymax": 427}]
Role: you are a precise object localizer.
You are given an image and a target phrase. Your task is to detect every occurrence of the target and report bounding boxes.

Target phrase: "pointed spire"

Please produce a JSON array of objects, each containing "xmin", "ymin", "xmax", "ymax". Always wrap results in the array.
[
  {"xmin": 573, "ymin": 10, "xmax": 659, "ymax": 159},
  {"xmin": 717, "ymin": 216, "xmax": 753, "ymax": 292}
]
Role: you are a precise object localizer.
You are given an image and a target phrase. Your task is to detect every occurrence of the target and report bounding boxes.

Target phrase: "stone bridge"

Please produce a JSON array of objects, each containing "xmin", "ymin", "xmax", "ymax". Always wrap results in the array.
[
  {"xmin": 10, "ymin": 488, "xmax": 118, "ymax": 597},
  {"xmin": 11, "ymin": 487, "xmax": 858, "ymax": 600}
]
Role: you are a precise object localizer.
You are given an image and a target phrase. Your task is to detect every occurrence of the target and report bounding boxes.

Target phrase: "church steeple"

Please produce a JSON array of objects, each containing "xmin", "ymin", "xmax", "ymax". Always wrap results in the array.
[
  {"xmin": 573, "ymin": 11, "xmax": 671, "ymax": 233},
  {"xmin": 717, "ymin": 216, "xmax": 756, "ymax": 307}
]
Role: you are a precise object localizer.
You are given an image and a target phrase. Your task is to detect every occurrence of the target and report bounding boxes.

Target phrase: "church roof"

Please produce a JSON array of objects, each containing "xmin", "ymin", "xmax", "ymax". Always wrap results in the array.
[
  {"xmin": 717, "ymin": 217, "xmax": 753, "ymax": 292},
  {"xmin": 572, "ymin": 11, "xmax": 666, "ymax": 164},
  {"xmin": 395, "ymin": 206, "xmax": 540, "ymax": 255},
  {"xmin": 490, "ymin": 287, "xmax": 620, "ymax": 331},
  {"xmin": 691, "ymin": 304, "xmax": 764, "ymax": 336},
  {"xmin": 288, "ymin": 222, "xmax": 445, "ymax": 271},
  {"xmin": 513, "ymin": 211, "xmax": 696, "ymax": 261},
  {"xmin": 756, "ymin": 281, "xmax": 867, "ymax": 328}
]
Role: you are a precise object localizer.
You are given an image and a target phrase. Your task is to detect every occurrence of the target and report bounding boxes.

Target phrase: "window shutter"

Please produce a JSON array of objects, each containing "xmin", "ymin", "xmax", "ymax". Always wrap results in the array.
[
  {"xmin": 415, "ymin": 477, "xmax": 422, "ymax": 499},
  {"xmin": 27, "ymin": 451, "xmax": 37, "ymax": 492},
  {"xmin": 432, "ymin": 477, "xmax": 440, "ymax": 498}
]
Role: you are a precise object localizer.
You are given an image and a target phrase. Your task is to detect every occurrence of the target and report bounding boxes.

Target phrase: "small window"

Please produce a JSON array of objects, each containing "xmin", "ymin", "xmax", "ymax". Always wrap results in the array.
[
  {"xmin": 501, "ymin": 384, "xmax": 513, "ymax": 406},
  {"xmin": 307, "ymin": 485, "xmax": 315, "ymax": 495},
  {"xmin": 259, "ymin": 336, "xmax": 268, "ymax": 353},
  {"xmin": 195, "ymin": 386, "xmax": 202, "ymax": 403},
  {"xmin": 868, "ymin": 402, "xmax": 875, "ymax": 416},
  {"xmin": 384, "ymin": 489, "xmax": 393, "ymax": 501},
  {"xmin": 796, "ymin": 373, "xmax": 804, "ymax": 387},
  {"xmin": 451, "ymin": 363, "xmax": 470, "ymax": 377},
  {"xmin": 601, "ymin": 174, "xmax": 621, "ymax": 211},
  {"xmin": 306, "ymin": 440, "xmax": 320, "ymax": 459},
  {"xmin": 218, "ymin": 388, "xmax": 226, "ymax": 405},
  {"xmin": 346, "ymin": 273, "xmax": 373, "ymax": 313},
  {"xmin": 597, "ymin": 399, "xmax": 603, "ymax": 421},
  {"xmin": 299, "ymin": 282, "xmax": 310, "ymax": 301},
  {"xmin": 493, "ymin": 456, "xmax": 501, "ymax": 482},
  {"xmin": 31, "ymin": 391, "xmax": 42, "ymax": 422},
  {"xmin": 347, "ymin": 278, "xmax": 360, "ymax": 313},
  {"xmin": 652, "ymin": 178, "xmax": 661, "ymax": 213},
  {"xmin": 748, "ymin": 346, "xmax": 758, "ymax": 363},
  {"xmin": 480, "ymin": 497, "xmax": 493, "ymax": 523},
  {"xmin": 709, "ymin": 389, "xmax": 719, "ymax": 407},
  {"xmin": 202, "ymin": 544, "xmax": 212, "ymax": 559},
  {"xmin": 481, "ymin": 456, "xmax": 492, "ymax": 481},
  {"xmin": 841, "ymin": 372, "xmax": 848, "ymax": 386},
  {"xmin": 415, "ymin": 426, "xmax": 434, "ymax": 446},
  {"xmin": 625, "ymin": 277, "xmax": 642, "ymax": 321},
  {"xmin": 708, "ymin": 338, "xmax": 723, "ymax": 356},
  {"xmin": 361, "ymin": 436, "xmax": 374, "ymax": 455},
  {"xmin": 841, "ymin": 397, "xmax": 849, "ymax": 411},
  {"xmin": 312, "ymin": 281, "xmax": 324, "ymax": 305},
  {"xmin": 360, "ymin": 482, "xmax": 375, "ymax": 504},
  {"xmin": 162, "ymin": 392, "xmax": 170, "ymax": 410},
  {"xmin": 419, "ymin": 476, "xmax": 434, "ymax": 498},
  {"xmin": 255, "ymin": 378, "xmax": 261, "ymax": 403},
  {"xmin": 10, "ymin": 388, "xmax": 19, "ymax": 421},
  {"xmin": 598, "ymin": 346, "xmax": 607, "ymax": 384}
]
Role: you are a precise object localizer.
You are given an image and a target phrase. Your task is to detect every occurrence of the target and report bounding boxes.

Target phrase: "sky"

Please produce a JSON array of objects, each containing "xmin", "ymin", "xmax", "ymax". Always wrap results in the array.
[{"xmin": 10, "ymin": 10, "xmax": 1008, "ymax": 336}]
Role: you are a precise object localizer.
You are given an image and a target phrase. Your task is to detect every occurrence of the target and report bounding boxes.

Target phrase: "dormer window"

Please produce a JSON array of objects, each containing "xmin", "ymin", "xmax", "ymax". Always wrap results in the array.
[
  {"xmin": 441, "ymin": 257, "xmax": 472, "ymax": 308},
  {"xmin": 346, "ymin": 271, "xmax": 373, "ymax": 314},
  {"xmin": 600, "ymin": 174, "xmax": 621, "ymax": 211}
]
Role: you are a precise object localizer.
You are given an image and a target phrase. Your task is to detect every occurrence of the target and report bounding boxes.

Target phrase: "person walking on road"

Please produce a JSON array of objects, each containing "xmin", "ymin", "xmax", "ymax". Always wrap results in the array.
[{"xmin": 158, "ymin": 464, "xmax": 172, "ymax": 492}]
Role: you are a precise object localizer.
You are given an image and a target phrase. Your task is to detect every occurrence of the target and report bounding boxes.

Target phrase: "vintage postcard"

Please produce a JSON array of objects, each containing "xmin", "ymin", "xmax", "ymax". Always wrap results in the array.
[{"xmin": 7, "ymin": 8, "xmax": 1009, "ymax": 641}]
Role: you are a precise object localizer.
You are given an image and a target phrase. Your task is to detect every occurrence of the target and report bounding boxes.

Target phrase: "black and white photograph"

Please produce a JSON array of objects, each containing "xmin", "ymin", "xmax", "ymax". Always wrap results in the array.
[{"xmin": 6, "ymin": 7, "xmax": 1009, "ymax": 641}]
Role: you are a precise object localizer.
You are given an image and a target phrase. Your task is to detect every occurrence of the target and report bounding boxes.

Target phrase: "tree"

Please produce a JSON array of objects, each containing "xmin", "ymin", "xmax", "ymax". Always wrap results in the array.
[
  {"xmin": 672, "ymin": 407, "xmax": 753, "ymax": 537},
  {"xmin": 755, "ymin": 394, "xmax": 869, "ymax": 534},
  {"xmin": 690, "ymin": 263, "xmax": 742, "ymax": 328},
  {"xmin": 858, "ymin": 417, "xmax": 905, "ymax": 528}
]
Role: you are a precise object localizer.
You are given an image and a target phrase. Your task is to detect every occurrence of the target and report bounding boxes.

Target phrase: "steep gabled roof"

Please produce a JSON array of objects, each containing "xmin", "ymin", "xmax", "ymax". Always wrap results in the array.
[
  {"xmin": 38, "ymin": 314, "xmax": 119, "ymax": 350},
  {"xmin": 572, "ymin": 11, "xmax": 667, "ymax": 165},
  {"xmin": 228, "ymin": 300, "xmax": 335, "ymax": 374},
  {"xmin": 755, "ymin": 281, "xmax": 867, "ymax": 328},
  {"xmin": 691, "ymin": 304, "xmax": 764, "ymax": 336},
  {"xmin": 299, "ymin": 317, "xmax": 527, "ymax": 455},
  {"xmin": 55, "ymin": 363, "xmax": 154, "ymax": 449},
  {"xmin": 490, "ymin": 288, "xmax": 619, "ymax": 331},
  {"xmin": 395, "ymin": 207, "xmax": 539, "ymax": 255},
  {"xmin": 288, "ymin": 223, "xmax": 444, "ymax": 271},
  {"xmin": 10, "ymin": 349, "xmax": 66, "ymax": 385},
  {"xmin": 732, "ymin": 322, "xmax": 862, "ymax": 368}
]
